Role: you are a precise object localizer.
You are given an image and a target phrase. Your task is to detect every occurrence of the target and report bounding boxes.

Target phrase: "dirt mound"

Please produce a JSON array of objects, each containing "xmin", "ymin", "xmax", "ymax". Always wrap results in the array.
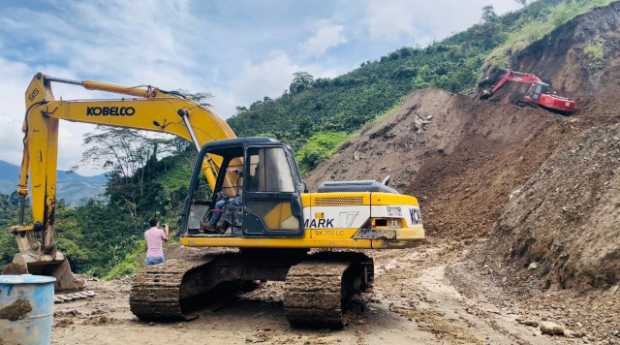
[
  {"xmin": 306, "ymin": 88, "xmax": 561, "ymax": 239},
  {"xmin": 485, "ymin": 124, "xmax": 620, "ymax": 290}
]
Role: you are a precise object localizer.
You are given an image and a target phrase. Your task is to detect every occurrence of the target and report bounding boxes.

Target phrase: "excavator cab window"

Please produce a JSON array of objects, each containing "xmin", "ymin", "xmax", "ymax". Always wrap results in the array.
[
  {"xmin": 184, "ymin": 140, "xmax": 304, "ymax": 238},
  {"xmin": 242, "ymin": 145, "xmax": 304, "ymax": 237},
  {"xmin": 185, "ymin": 145, "xmax": 245, "ymax": 235},
  {"xmin": 529, "ymin": 82, "xmax": 550, "ymax": 101},
  {"xmin": 186, "ymin": 152, "xmax": 225, "ymax": 234}
]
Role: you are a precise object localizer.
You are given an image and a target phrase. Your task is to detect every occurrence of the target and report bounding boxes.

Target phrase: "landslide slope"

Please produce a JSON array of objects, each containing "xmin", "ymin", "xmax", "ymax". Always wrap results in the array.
[
  {"xmin": 305, "ymin": 89, "xmax": 561, "ymax": 239},
  {"xmin": 483, "ymin": 1, "xmax": 620, "ymax": 290},
  {"xmin": 307, "ymin": 1, "xmax": 620, "ymax": 290}
]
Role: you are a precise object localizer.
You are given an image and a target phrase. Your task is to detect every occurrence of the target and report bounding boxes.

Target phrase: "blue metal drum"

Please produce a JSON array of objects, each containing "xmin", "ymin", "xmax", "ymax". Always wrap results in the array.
[{"xmin": 0, "ymin": 275, "xmax": 55, "ymax": 345}]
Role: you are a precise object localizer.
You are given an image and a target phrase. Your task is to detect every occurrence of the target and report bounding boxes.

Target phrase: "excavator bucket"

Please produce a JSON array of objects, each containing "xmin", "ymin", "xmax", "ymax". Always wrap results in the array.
[
  {"xmin": 478, "ymin": 67, "xmax": 508, "ymax": 98},
  {"xmin": 2, "ymin": 253, "xmax": 84, "ymax": 292}
]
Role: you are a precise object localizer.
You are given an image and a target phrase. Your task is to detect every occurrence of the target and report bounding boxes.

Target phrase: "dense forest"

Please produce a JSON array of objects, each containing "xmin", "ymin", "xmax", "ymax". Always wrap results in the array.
[{"xmin": 0, "ymin": 0, "xmax": 612, "ymax": 278}]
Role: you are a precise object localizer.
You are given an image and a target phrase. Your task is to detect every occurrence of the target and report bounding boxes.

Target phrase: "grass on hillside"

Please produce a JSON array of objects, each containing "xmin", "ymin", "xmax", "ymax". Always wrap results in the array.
[
  {"xmin": 295, "ymin": 98, "xmax": 408, "ymax": 173},
  {"xmin": 104, "ymin": 240, "xmax": 146, "ymax": 280},
  {"xmin": 584, "ymin": 39, "xmax": 605, "ymax": 70},
  {"xmin": 486, "ymin": 0, "xmax": 615, "ymax": 67}
]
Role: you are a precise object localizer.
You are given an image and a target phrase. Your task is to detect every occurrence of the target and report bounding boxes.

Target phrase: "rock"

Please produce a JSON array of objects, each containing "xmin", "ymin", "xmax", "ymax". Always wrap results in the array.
[
  {"xmin": 55, "ymin": 318, "xmax": 74, "ymax": 328},
  {"xmin": 566, "ymin": 329, "xmax": 586, "ymax": 338},
  {"xmin": 516, "ymin": 318, "xmax": 539, "ymax": 327},
  {"xmin": 528, "ymin": 262, "xmax": 539, "ymax": 271},
  {"xmin": 540, "ymin": 321, "xmax": 566, "ymax": 336},
  {"xmin": 509, "ymin": 188, "xmax": 522, "ymax": 200}
]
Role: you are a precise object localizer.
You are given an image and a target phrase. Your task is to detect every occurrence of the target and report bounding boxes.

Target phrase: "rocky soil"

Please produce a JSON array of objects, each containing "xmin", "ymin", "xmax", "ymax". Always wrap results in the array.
[
  {"xmin": 305, "ymin": 1, "xmax": 620, "ymax": 343},
  {"xmin": 50, "ymin": 240, "xmax": 618, "ymax": 345}
]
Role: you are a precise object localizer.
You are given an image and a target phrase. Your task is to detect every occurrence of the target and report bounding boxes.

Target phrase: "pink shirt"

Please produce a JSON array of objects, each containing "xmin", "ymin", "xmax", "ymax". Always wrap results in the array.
[{"xmin": 145, "ymin": 227, "xmax": 167, "ymax": 258}]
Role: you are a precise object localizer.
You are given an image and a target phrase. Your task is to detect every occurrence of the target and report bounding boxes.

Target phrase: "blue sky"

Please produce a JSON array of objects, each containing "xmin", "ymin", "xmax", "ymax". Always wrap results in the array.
[{"xmin": 0, "ymin": 0, "xmax": 521, "ymax": 174}]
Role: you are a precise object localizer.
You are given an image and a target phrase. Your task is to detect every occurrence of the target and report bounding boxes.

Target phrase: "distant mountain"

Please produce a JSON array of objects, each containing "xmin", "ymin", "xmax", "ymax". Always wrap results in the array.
[{"xmin": 0, "ymin": 160, "xmax": 107, "ymax": 206}]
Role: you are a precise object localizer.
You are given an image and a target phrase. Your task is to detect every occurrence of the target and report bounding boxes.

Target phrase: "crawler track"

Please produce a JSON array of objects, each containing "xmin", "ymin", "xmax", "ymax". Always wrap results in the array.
[
  {"xmin": 129, "ymin": 256, "xmax": 215, "ymax": 321},
  {"xmin": 130, "ymin": 250, "xmax": 373, "ymax": 327},
  {"xmin": 284, "ymin": 252, "xmax": 373, "ymax": 328}
]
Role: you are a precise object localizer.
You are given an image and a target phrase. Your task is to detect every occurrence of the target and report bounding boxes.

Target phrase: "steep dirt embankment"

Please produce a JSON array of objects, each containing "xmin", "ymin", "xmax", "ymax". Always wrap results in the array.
[
  {"xmin": 482, "ymin": 0, "xmax": 620, "ymax": 291},
  {"xmin": 307, "ymin": 89, "xmax": 562, "ymax": 239},
  {"xmin": 308, "ymin": 1, "xmax": 620, "ymax": 292},
  {"xmin": 486, "ymin": 125, "xmax": 620, "ymax": 290}
]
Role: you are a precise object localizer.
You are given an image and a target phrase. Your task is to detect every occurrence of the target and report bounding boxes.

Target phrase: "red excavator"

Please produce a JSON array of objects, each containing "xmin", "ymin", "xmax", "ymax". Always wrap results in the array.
[{"xmin": 478, "ymin": 68, "xmax": 577, "ymax": 114}]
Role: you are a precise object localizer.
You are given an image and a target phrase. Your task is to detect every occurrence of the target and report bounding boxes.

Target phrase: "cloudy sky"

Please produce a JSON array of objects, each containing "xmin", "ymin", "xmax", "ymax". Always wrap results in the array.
[{"xmin": 0, "ymin": 0, "xmax": 521, "ymax": 175}]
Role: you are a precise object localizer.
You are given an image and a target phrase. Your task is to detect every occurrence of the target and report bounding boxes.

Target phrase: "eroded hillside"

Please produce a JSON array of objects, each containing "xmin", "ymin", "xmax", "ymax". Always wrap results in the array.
[{"xmin": 308, "ymin": 1, "xmax": 620, "ymax": 293}]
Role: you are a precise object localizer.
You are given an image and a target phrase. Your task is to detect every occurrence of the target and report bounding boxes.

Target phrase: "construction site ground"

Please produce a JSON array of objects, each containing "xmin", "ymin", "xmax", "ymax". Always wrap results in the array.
[{"xmin": 52, "ymin": 239, "xmax": 618, "ymax": 345}]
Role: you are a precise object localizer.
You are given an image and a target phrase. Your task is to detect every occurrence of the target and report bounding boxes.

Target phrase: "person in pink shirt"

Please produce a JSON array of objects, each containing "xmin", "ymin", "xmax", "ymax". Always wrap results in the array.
[{"xmin": 144, "ymin": 219, "xmax": 169, "ymax": 265}]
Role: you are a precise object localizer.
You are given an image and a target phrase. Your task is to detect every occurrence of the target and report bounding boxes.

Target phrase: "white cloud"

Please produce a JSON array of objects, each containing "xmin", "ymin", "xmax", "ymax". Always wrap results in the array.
[
  {"xmin": 367, "ymin": 0, "xmax": 419, "ymax": 40},
  {"xmin": 0, "ymin": 58, "xmax": 104, "ymax": 175},
  {"xmin": 0, "ymin": 1, "xmax": 205, "ymax": 175},
  {"xmin": 0, "ymin": 1, "xmax": 202, "ymax": 89},
  {"xmin": 230, "ymin": 51, "xmax": 342, "ymax": 111},
  {"xmin": 302, "ymin": 21, "xmax": 347, "ymax": 58},
  {"xmin": 0, "ymin": 59, "xmax": 32, "ymax": 166},
  {"xmin": 366, "ymin": 0, "xmax": 521, "ymax": 43}
]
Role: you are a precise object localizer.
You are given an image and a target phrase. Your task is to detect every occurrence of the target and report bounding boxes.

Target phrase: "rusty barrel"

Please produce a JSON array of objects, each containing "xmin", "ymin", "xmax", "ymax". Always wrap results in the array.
[{"xmin": 0, "ymin": 275, "xmax": 55, "ymax": 345}]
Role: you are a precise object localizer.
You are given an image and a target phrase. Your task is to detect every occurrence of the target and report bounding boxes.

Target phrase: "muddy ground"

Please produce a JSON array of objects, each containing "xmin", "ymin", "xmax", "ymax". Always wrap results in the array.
[{"xmin": 51, "ymin": 240, "xmax": 618, "ymax": 345}]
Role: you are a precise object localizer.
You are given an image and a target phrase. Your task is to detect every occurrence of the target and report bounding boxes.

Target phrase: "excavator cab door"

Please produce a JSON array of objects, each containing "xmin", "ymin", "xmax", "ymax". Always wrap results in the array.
[
  {"xmin": 242, "ymin": 145, "xmax": 304, "ymax": 237},
  {"xmin": 528, "ymin": 82, "xmax": 549, "ymax": 102}
]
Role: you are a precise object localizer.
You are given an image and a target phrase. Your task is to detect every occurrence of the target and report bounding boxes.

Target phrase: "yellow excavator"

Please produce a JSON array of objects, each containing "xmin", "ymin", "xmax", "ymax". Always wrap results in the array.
[{"xmin": 5, "ymin": 73, "xmax": 425, "ymax": 328}]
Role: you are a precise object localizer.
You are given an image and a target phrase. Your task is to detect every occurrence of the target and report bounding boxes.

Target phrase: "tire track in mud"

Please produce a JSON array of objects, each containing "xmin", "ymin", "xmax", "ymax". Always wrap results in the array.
[{"xmin": 367, "ymin": 243, "xmax": 554, "ymax": 345}]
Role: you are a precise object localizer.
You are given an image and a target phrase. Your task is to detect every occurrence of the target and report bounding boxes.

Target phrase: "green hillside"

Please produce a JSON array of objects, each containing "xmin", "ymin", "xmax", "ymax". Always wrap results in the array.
[
  {"xmin": 228, "ymin": 0, "xmax": 612, "ymax": 171},
  {"xmin": 0, "ymin": 152, "xmax": 194, "ymax": 276}
]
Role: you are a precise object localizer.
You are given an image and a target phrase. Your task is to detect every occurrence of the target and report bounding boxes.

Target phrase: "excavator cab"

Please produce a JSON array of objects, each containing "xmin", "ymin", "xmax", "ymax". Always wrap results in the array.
[
  {"xmin": 183, "ymin": 137, "xmax": 305, "ymax": 238},
  {"xmin": 526, "ymin": 82, "xmax": 550, "ymax": 102}
]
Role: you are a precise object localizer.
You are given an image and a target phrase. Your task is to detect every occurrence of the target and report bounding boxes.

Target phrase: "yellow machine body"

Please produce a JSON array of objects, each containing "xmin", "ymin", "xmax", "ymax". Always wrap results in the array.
[
  {"xmin": 8, "ymin": 73, "xmax": 425, "ymax": 291},
  {"xmin": 181, "ymin": 192, "xmax": 424, "ymax": 249}
]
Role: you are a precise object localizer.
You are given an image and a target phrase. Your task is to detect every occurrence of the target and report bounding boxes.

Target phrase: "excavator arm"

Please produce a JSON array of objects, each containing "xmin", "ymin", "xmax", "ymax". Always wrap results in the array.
[
  {"xmin": 5, "ymin": 73, "xmax": 236, "ymax": 290},
  {"xmin": 480, "ymin": 69, "xmax": 543, "ymax": 97}
]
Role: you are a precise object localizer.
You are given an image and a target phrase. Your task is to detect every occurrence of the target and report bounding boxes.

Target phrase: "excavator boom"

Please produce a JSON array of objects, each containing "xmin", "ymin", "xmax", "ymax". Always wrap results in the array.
[{"xmin": 5, "ymin": 73, "xmax": 236, "ymax": 290}]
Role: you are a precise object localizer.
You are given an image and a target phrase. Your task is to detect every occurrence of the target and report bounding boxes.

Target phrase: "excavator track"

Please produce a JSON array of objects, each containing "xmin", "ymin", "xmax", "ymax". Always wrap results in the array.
[
  {"xmin": 130, "ymin": 250, "xmax": 373, "ymax": 327},
  {"xmin": 130, "ymin": 255, "xmax": 215, "ymax": 321},
  {"xmin": 283, "ymin": 252, "xmax": 373, "ymax": 328}
]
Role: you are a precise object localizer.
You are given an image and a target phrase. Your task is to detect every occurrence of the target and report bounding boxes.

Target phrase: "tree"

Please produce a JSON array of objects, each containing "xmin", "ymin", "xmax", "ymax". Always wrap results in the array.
[
  {"xmin": 482, "ymin": 5, "xmax": 498, "ymax": 23},
  {"xmin": 81, "ymin": 127, "xmax": 177, "ymax": 214},
  {"xmin": 514, "ymin": 0, "xmax": 527, "ymax": 7},
  {"xmin": 289, "ymin": 72, "xmax": 314, "ymax": 94},
  {"xmin": 172, "ymin": 89, "xmax": 213, "ymax": 106},
  {"xmin": 82, "ymin": 127, "xmax": 155, "ymax": 179}
]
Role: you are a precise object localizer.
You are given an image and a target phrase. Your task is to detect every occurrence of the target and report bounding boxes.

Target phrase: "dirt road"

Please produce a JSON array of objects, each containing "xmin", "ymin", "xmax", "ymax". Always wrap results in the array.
[{"xmin": 52, "ymin": 240, "xmax": 610, "ymax": 345}]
